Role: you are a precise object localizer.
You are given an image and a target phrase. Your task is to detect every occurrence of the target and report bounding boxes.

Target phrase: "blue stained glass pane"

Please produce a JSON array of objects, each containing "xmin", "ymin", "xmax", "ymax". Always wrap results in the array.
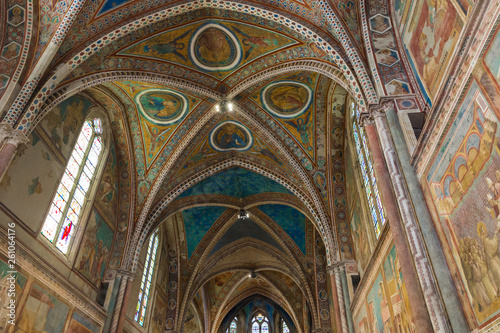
[
  {"xmin": 78, "ymin": 172, "xmax": 91, "ymax": 192},
  {"xmin": 262, "ymin": 322, "xmax": 269, "ymax": 333},
  {"xmin": 84, "ymin": 158, "xmax": 95, "ymax": 174},
  {"xmin": 55, "ymin": 218, "xmax": 74, "ymax": 254},
  {"xmin": 359, "ymin": 126, "xmax": 386, "ymax": 227},
  {"xmin": 73, "ymin": 188, "xmax": 85, "ymax": 205},
  {"xmin": 230, "ymin": 320, "xmax": 237, "ymax": 333},
  {"xmin": 252, "ymin": 323, "xmax": 259, "ymax": 333},
  {"xmin": 283, "ymin": 322, "xmax": 290, "ymax": 333},
  {"xmin": 87, "ymin": 149, "xmax": 99, "ymax": 168},
  {"xmin": 94, "ymin": 118, "xmax": 102, "ymax": 134},
  {"xmin": 135, "ymin": 232, "xmax": 158, "ymax": 326},
  {"xmin": 353, "ymin": 123, "xmax": 380, "ymax": 237},
  {"xmin": 92, "ymin": 137, "xmax": 102, "ymax": 156},
  {"xmin": 56, "ymin": 184, "xmax": 70, "ymax": 207}
]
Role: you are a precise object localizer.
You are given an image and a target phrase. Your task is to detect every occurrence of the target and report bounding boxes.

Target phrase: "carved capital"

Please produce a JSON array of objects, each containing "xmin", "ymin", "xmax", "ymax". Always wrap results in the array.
[
  {"xmin": 114, "ymin": 268, "xmax": 135, "ymax": 280},
  {"xmin": 359, "ymin": 113, "xmax": 374, "ymax": 127},
  {"xmin": 0, "ymin": 123, "xmax": 13, "ymax": 143},
  {"xmin": 5, "ymin": 129, "xmax": 29, "ymax": 147},
  {"xmin": 380, "ymin": 99, "xmax": 396, "ymax": 113},
  {"xmin": 0, "ymin": 125, "xmax": 29, "ymax": 157},
  {"xmin": 369, "ymin": 99, "xmax": 396, "ymax": 119}
]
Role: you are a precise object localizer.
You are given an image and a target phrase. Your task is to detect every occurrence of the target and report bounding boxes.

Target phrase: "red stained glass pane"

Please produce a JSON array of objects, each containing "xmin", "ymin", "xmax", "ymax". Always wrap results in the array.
[
  {"xmin": 81, "ymin": 121, "xmax": 93, "ymax": 139},
  {"xmin": 48, "ymin": 203, "xmax": 63, "ymax": 223},
  {"xmin": 41, "ymin": 215, "xmax": 58, "ymax": 242}
]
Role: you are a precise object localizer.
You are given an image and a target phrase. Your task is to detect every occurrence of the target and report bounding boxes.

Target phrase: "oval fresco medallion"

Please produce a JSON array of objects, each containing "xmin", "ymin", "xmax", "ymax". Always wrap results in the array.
[
  {"xmin": 189, "ymin": 23, "xmax": 242, "ymax": 71},
  {"xmin": 209, "ymin": 120, "xmax": 253, "ymax": 152},
  {"xmin": 261, "ymin": 81, "xmax": 313, "ymax": 118},
  {"xmin": 135, "ymin": 89, "xmax": 188, "ymax": 125}
]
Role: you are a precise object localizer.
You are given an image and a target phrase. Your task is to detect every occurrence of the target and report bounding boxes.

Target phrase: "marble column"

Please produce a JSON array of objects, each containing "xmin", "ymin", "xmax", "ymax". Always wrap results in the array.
[
  {"xmin": 110, "ymin": 272, "xmax": 129, "ymax": 333},
  {"xmin": 103, "ymin": 274, "xmax": 122, "ymax": 333},
  {"xmin": 338, "ymin": 265, "xmax": 353, "ymax": 333},
  {"xmin": 116, "ymin": 277, "xmax": 134, "ymax": 332},
  {"xmin": 369, "ymin": 101, "xmax": 451, "ymax": 332},
  {"xmin": 0, "ymin": 123, "xmax": 29, "ymax": 182},
  {"xmin": 385, "ymin": 105, "xmax": 469, "ymax": 332},
  {"xmin": 361, "ymin": 115, "xmax": 432, "ymax": 332},
  {"xmin": 327, "ymin": 265, "xmax": 344, "ymax": 333}
]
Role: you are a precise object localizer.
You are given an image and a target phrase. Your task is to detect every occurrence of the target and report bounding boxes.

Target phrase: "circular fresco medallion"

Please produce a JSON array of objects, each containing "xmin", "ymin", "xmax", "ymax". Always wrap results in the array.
[
  {"xmin": 320, "ymin": 309, "xmax": 330, "ymax": 320},
  {"xmin": 261, "ymin": 81, "xmax": 313, "ymax": 118},
  {"xmin": 319, "ymin": 289, "xmax": 328, "ymax": 301},
  {"xmin": 135, "ymin": 89, "xmax": 188, "ymax": 125},
  {"xmin": 209, "ymin": 120, "xmax": 253, "ymax": 152},
  {"xmin": 189, "ymin": 23, "xmax": 242, "ymax": 71}
]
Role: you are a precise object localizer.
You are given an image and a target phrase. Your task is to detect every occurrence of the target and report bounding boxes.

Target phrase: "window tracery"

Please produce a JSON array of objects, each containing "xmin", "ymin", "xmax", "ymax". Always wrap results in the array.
[
  {"xmin": 135, "ymin": 230, "xmax": 159, "ymax": 326},
  {"xmin": 41, "ymin": 118, "xmax": 103, "ymax": 254},
  {"xmin": 282, "ymin": 320, "xmax": 289, "ymax": 333},
  {"xmin": 226, "ymin": 318, "xmax": 237, "ymax": 333},
  {"xmin": 351, "ymin": 102, "xmax": 386, "ymax": 237},
  {"xmin": 251, "ymin": 313, "xmax": 270, "ymax": 333}
]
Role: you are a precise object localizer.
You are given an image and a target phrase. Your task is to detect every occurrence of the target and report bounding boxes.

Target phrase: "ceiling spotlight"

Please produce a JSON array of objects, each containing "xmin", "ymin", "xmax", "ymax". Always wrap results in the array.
[
  {"xmin": 238, "ymin": 209, "xmax": 249, "ymax": 219},
  {"xmin": 215, "ymin": 104, "xmax": 220, "ymax": 112},
  {"xmin": 227, "ymin": 102, "xmax": 233, "ymax": 112}
]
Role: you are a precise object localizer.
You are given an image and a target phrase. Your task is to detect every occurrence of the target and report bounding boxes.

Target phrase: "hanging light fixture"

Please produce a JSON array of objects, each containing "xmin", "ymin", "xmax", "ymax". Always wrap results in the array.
[
  {"xmin": 238, "ymin": 209, "xmax": 249, "ymax": 219},
  {"xmin": 215, "ymin": 100, "xmax": 234, "ymax": 113}
]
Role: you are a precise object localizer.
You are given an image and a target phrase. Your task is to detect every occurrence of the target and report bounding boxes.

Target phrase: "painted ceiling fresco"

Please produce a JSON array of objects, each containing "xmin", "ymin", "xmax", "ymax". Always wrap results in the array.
[
  {"xmin": 258, "ymin": 204, "xmax": 306, "ymax": 254},
  {"xmin": 181, "ymin": 206, "xmax": 228, "ymax": 258},
  {"xmin": 57, "ymin": 11, "xmax": 338, "ymax": 89},
  {"xmin": 54, "ymin": 2, "xmax": 347, "ymax": 71},
  {"xmin": 172, "ymin": 114, "xmax": 291, "ymax": 180},
  {"xmin": 243, "ymin": 71, "xmax": 324, "ymax": 167},
  {"xmin": 117, "ymin": 20, "xmax": 297, "ymax": 80},
  {"xmin": 176, "ymin": 167, "xmax": 292, "ymax": 199},
  {"xmin": 112, "ymin": 81, "xmax": 203, "ymax": 169}
]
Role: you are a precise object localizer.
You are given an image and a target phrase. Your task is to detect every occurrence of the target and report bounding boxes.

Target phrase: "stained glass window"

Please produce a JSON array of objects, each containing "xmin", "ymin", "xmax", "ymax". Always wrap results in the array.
[
  {"xmin": 135, "ymin": 231, "xmax": 159, "ymax": 326},
  {"xmin": 230, "ymin": 319, "xmax": 237, "ymax": 333},
  {"xmin": 352, "ymin": 104, "xmax": 385, "ymax": 237},
  {"xmin": 252, "ymin": 313, "xmax": 269, "ymax": 333},
  {"xmin": 283, "ymin": 321, "xmax": 290, "ymax": 333},
  {"xmin": 41, "ymin": 119, "xmax": 103, "ymax": 254}
]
